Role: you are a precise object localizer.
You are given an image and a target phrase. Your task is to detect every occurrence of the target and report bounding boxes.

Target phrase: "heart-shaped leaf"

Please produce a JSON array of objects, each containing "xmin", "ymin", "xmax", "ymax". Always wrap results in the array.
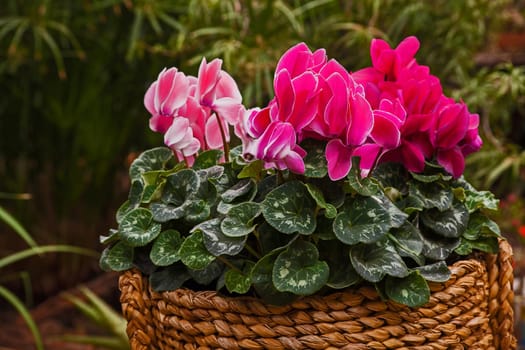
[
  {"xmin": 149, "ymin": 264, "xmax": 190, "ymax": 292},
  {"xmin": 262, "ymin": 181, "xmax": 317, "ymax": 235},
  {"xmin": 193, "ymin": 150, "xmax": 223, "ymax": 169},
  {"xmin": 246, "ymin": 247, "xmax": 297, "ymax": 305},
  {"xmin": 221, "ymin": 202, "xmax": 261, "ymax": 237},
  {"xmin": 305, "ymin": 183, "xmax": 337, "ymax": 219},
  {"xmin": 195, "ymin": 218, "xmax": 247, "ymax": 256},
  {"xmin": 408, "ymin": 182, "xmax": 454, "ymax": 211},
  {"xmin": 179, "ymin": 231, "xmax": 216, "ymax": 270},
  {"xmin": 350, "ymin": 240, "xmax": 409, "ymax": 282},
  {"xmin": 421, "ymin": 233, "xmax": 460, "ymax": 260},
  {"xmin": 333, "ymin": 196, "xmax": 392, "ymax": 244},
  {"xmin": 150, "ymin": 229, "xmax": 183, "ymax": 266},
  {"xmin": 421, "ymin": 201, "xmax": 469, "ymax": 238},
  {"xmin": 99, "ymin": 241, "xmax": 134, "ymax": 272},
  {"xmin": 346, "ymin": 160, "xmax": 380, "ymax": 196},
  {"xmin": 319, "ymin": 240, "xmax": 361, "ymax": 289},
  {"xmin": 390, "ymin": 223, "xmax": 425, "ymax": 265},
  {"xmin": 188, "ymin": 260, "xmax": 224, "ymax": 285},
  {"xmin": 225, "ymin": 261, "xmax": 255, "ymax": 294},
  {"xmin": 150, "ymin": 202, "xmax": 187, "ymax": 222},
  {"xmin": 221, "ymin": 179, "xmax": 256, "ymax": 203},
  {"xmin": 129, "ymin": 147, "xmax": 174, "ymax": 182},
  {"xmin": 415, "ymin": 261, "xmax": 451, "ymax": 282},
  {"xmin": 162, "ymin": 169, "xmax": 200, "ymax": 206},
  {"xmin": 238, "ymin": 160, "xmax": 264, "ymax": 179},
  {"xmin": 119, "ymin": 208, "xmax": 161, "ymax": 247},
  {"xmin": 385, "ymin": 271, "xmax": 430, "ymax": 307},
  {"xmin": 272, "ymin": 240, "xmax": 329, "ymax": 295}
]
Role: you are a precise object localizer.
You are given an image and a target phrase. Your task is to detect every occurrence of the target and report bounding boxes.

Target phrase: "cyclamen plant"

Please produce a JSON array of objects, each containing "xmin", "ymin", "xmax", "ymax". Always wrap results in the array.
[{"xmin": 100, "ymin": 36, "xmax": 500, "ymax": 307}]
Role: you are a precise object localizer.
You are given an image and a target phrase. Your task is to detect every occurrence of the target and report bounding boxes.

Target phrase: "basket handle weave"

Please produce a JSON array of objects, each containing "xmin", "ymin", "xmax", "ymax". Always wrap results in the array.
[{"xmin": 487, "ymin": 239, "xmax": 517, "ymax": 350}]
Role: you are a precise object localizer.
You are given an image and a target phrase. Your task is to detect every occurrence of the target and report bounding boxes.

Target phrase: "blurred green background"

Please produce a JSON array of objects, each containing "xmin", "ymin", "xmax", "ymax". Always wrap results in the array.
[{"xmin": 1, "ymin": 0, "xmax": 525, "ymax": 346}]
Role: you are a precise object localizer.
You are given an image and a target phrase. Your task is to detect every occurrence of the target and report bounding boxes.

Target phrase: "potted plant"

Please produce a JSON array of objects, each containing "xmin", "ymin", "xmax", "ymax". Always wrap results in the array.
[{"xmin": 101, "ymin": 36, "xmax": 516, "ymax": 349}]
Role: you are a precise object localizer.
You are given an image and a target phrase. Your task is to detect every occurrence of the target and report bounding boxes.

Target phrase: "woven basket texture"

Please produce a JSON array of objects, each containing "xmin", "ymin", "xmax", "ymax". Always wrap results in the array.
[{"xmin": 119, "ymin": 240, "xmax": 517, "ymax": 350}]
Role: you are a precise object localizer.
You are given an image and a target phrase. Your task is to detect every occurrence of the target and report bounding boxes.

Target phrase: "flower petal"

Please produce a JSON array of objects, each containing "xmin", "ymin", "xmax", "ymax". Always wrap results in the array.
[
  {"xmin": 370, "ymin": 111, "xmax": 401, "ymax": 149},
  {"xmin": 352, "ymin": 143, "xmax": 382, "ymax": 177},
  {"xmin": 437, "ymin": 147, "xmax": 465, "ymax": 178},
  {"xmin": 346, "ymin": 93, "xmax": 373, "ymax": 146},
  {"xmin": 326, "ymin": 139, "xmax": 353, "ymax": 181}
]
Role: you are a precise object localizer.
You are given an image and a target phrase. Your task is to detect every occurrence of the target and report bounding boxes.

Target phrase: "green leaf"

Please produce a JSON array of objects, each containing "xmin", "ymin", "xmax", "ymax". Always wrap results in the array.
[
  {"xmin": 221, "ymin": 179, "xmax": 256, "ymax": 203},
  {"xmin": 196, "ymin": 218, "xmax": 247, "ymax": 256},
  {"xmin": 119, "ymin": 208, "xmax": 162, "ymax": 247},
  {"xmin": 238, "ymin": 160, "xmax": 264, "ymax": 179},
  {"xmin": 408, "ymin": 182, "xmax": 454, "ymax": 211},
  {"xmin": 150, "ymin": 202, "xmax": 187, "ymax": 222},
  {"xmin": 421, "ymin": 234, "xmax": 460, "ymax": 260},
  {"xmin": 221, "ymin": 202, "xmax": 261, "ymax": 237},
  {"xmin": 257, "ymin": 222, "xmax": 296, "ymax": 254},
  {"xmin": 149, "ymin": 264, "xmax": 190, "ymax": 292},
  {"xmin": 455, "ymin": 236, "xmax": 499, "ymax": 255},
  {"xmin": 305, "ymin": 183, "xmax": 337, "ymax": 218},
  {"xmin": 251, "ymin": 249, "xmax": 297, "ymax": 305},
  {"xmin": 347, "ymin": 160, "xmax": 380, "ymax": 196},
  {"xmin": 225, "ymin": 261, "xmax": 255, "ymax": 294},
  {"xmin": 420, "ymin": 201, "xmax": 469, "ymax": 238},
  {"xmin": 129, "ymin": 147, "xmax": 174, "ymax": 182},
  {"xmin": 128, "ymin": 180, "xmax": 144, "ymax": 207},
  {"xmin": 184, "ymin": 200, "xmax": 211, "ymax": 222},
  {"xmin": 162, "ymin": 169, "xmax": 200, "ymax": 206},
  {"xmin": 319, "ymin": 240, "xmax": 361, "ymax": 289},
  {"xmin": 141, "ymin": 183, "xmax": 163, "ymax": 203},
  {"xmin": 99, "ymin": 229, "xmax": 119, "ymax": 245},
  {"xmin": 193, "ymin": 150, "xmax": 222, "ymax": 169},
  {"xmin": 262, "ymin": 181, "xmax": 317, "ymax": 235},
  {"xmin": 333, "ymin": 196, "xmax": 392, "ymax": 244},
  {"xmin": 99, "ymin": 241, "xmax": 134, "ymax": 272},
  {"xmin": 179, "ymin": 231, "xmax": 216, "ymax": 270},
  {"xmin": 188, "ymin": 260, "xmax": 224, "ymax": 285},
  {"xmin": 350, "ymin": 240, "xmax": 409, "ymax": 282},
  {"xmin": 464, "ymin": 213, "xmax": 501, "ymax": 240},
  {"xmin": 302, "ymin": 139, "xmax": 328, "ymax": 178},
  {"xmin": 385, "ymin": 271, "xmax": 430, "ymax": 307},
  {"xmin": 389, "ymin": 223, "xmax": 425, "ymax": 265},
  {"xmin": 149, "ymin": 229, "xmax": 183, "ymax": 266},
  {"xmin": 272, "ymin": 240, "xmax": 329, "ymax": 295},
  {"xmin": 415, "ymin": 261, "xmax": 451, "ymax": 282},
  {"xmin": 116, "ymin": 200, "xmax": 133, "ymax": 224}
]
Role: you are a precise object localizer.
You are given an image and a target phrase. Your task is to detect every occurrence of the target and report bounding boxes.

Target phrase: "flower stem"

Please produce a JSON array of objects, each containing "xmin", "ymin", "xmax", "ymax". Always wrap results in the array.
[
  {"xmin": 214, "ymin": 112, "xmax": 230, "ymax": 162},
  {"xmin": 244, "ymin": 243, "xmax": 261, "ymax": 259},
  {"xmin": 216, "ymin": 255, "xmax": 241, "ymax": 273}
]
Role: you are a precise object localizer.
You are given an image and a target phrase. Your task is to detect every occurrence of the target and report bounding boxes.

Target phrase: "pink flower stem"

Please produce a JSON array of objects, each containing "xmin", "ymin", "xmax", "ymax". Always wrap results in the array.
[{"xmin": 214, "ymin": 112, "xmax": 230, "ymax": 162}]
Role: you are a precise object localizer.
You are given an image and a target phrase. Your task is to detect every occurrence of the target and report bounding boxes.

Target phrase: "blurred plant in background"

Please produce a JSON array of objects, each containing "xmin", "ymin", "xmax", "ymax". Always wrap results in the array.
[{"xmin": 1, "ymin": 0, "xmax": 525, "ymax": 343}]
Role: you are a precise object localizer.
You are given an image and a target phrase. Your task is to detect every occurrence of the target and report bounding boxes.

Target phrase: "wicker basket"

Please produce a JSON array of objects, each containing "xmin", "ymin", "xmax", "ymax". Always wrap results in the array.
[{"xmin": 119, "ymin": 239, "xmax": 517, "ymax": 350}]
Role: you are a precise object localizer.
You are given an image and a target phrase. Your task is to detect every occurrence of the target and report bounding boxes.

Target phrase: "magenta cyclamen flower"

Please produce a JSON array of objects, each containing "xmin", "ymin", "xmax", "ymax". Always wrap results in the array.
[{"xmin": 252, "ymin": 121, "xmax": 306, "ymax": 173}]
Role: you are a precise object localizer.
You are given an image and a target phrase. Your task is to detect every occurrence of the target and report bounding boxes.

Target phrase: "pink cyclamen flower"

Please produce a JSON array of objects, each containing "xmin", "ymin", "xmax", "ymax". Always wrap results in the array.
[
  {"xmin": 196, "ymin": 57, "xmax": 243, "ymax": 124},
  {"xmin": 164, "ymin": 117, "xmax": 201, "ymax": 157},
  {"xmin": 144, "ymin": 67, "xmax": 191, "ymax": 133}
]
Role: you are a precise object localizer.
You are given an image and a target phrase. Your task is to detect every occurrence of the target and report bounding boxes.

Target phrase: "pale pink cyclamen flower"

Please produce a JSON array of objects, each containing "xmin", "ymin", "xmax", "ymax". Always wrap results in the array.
[
  {"xmin": 143, "ymin": 58, "xmax": 244, "ymax": 163},
  {"xmin": 144, "ymin": 67, "xmax": 191, "ymax": 134}
]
